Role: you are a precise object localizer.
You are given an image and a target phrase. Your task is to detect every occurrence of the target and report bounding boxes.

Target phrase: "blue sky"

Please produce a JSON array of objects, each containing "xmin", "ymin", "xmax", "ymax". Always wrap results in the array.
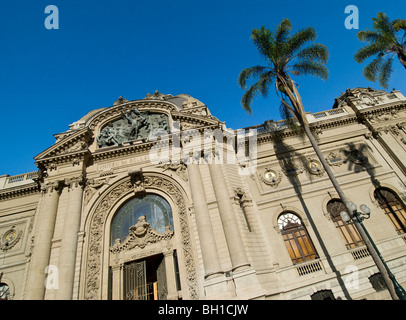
[{"xmin": 1, "ymin": 0, "xmax": 405, "ymax": 176}]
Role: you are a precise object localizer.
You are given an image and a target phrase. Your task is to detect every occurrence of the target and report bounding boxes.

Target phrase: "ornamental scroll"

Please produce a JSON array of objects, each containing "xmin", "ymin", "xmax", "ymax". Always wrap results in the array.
[{"xmin": 84, "ymin": 175, "xmax": 197, "ymax": 300}]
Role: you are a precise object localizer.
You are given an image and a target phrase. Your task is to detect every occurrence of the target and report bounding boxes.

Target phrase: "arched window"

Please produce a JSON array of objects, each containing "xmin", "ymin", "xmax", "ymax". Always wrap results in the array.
[
  {"xmin": 277, "ymin": 212, "xmax": 318, "ymax": 264},
  {"xmin": 327, "ymin": 199, "xmax": 364, "ymax": 249},
  {"xmin": 0, "ymin": 283, "xmax": 10, "ymax": 300},
  {"xmin": 111, "ymin": 194, "xmax": 173, "ymax": 245},
  {"xmin": 374, "ymin": 188, "xmax": 406, "ymax": 235}
]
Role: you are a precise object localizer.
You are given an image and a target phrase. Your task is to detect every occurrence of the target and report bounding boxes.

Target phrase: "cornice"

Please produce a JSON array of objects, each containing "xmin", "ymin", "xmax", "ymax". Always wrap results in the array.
[
  {"xmin": 255, "ymin": 114, "xmax": 359, "ymax": 145},
  {"xmin": 92, "ymin": 140, "xmax": 156, "ymax": 162},
  {"xmin": 0, "ymin": 182, "xmax": 40, "ymax": 201},
  {"xmin": 34, "ymin": 127, "xmax": 92, "ymax": 168},
  {"xmin": 355, "ymin": 100, "xmax": 406, "ymax": 116}
]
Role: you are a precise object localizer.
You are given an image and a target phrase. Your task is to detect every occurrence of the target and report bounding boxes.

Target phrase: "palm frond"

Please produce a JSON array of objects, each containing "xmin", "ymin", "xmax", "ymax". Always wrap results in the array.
[
  {"xmin": 357, "ymin": 29, "xmax": 382, "ymax": 43},
  {"xmin": 284, "ymin": 27, "xmax": 316, "ymax": 56},
  {"xmin": 378, "ymin": 57, "xmax": 393, "ymax": 88},
  {"xmin": 393, "ymin": 19, "xmax": 406, "ymax": 32},
  {"xmin": 251, "ymin": 26, "xmax": 274, "ymax": 60},
  {"xmin": 238, "ymin": 65, "xmax": 270, "ymax": 89},
  {"xmin": 275, "ymin": 19, "xmax": 292, "ymax": 45},
  {"xmin": 362, "ymin": 54, "xmax": 384, "ymax": 82},
  {"xmin": 354, "ymin": 41, "xmax": 387, "ymax": 63},
  {"xmin": 295, "ymin": 43, "xmax": 329, "ymax": 63},
  {"xmin": 292, "ymin": 60, "xmax": 329, "ymax": 80},
  {"xmin": 373, "ymin": 12, "xmax": 396, "ymax": 39},
  {"xmin": 240, "ymin": 71, "xmax": 274, "ymax": 114}
]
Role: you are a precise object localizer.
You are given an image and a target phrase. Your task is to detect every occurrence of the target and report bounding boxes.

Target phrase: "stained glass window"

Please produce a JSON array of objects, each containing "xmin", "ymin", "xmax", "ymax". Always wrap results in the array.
[{"xmin": 111, "ymin": 194, "xmax": 173, "ymax": 245}]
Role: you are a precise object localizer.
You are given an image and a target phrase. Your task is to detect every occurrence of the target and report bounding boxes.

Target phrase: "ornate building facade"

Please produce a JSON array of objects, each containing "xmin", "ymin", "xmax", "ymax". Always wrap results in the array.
[{"xmin": 1, "ymin": 88, "xmax": 406, "ymax": 300}]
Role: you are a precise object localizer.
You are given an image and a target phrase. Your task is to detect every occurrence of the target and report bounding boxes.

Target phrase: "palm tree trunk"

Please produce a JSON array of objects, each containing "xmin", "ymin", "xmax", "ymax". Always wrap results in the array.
[
  {"xmin": 302, "ymin": 124, "xmax": 400, "ymax": 300},
  {"xmin": 398, "ymin": 51, "xmax": 406, "ymax": 69}
]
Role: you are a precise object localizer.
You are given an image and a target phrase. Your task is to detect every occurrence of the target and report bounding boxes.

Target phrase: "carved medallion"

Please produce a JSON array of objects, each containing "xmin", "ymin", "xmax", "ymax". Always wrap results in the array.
[
  {"xmin": 260, "ymin": 168, "xmax": 282, "ymax": 187},
  {"xmin": 307, "ymin": 159, "xmax": 325, "ymax": 176},
  {"xmin": 1, "ymin": 227, "xmax": 22, "ymax": 251}
]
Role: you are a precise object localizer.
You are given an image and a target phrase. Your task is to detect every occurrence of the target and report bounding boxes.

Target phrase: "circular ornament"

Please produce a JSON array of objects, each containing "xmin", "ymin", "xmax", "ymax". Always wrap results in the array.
[
  {"xmin": 261, "ymin": 168, "xmax": 282, "ymax": 187},
  {"xmin": 4, "ymin": 230, "xmax": 16, "ymax": 243},
  {"xmin": 1, "ymin": 227, "xmax": 21, "ymax": 251},
  {"xmin": 307, "ymin": 159, "xmax": 325, "ymax": 176}
]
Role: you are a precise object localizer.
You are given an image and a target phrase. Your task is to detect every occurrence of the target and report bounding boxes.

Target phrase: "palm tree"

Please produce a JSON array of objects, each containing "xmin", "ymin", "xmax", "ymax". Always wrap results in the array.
[
  {"xmin": 238, "ymin": 18, "xmax": 404, "ymax": 300},
  {"xmin": 354, "ymin": 12, "xmax": 406, "ymax": 89}
]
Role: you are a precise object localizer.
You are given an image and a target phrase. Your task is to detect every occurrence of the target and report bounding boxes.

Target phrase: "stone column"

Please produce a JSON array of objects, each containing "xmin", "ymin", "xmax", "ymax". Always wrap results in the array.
[
  {"xmin": 163, "ymin": 250, "xmax": 178, "ymax": 300},
  {"xmin": 208, "ymin": 164, "xmax": 250, "ymax": 272},
  {"xmin": 111, "ymin": 264, "xmax": 122, "ymax": 300},
  {"xmin": 25, "ymin": 180, "xmax": 63, "ymax": 300},
  {"xmin": 56, "ymin": 175, "xmax": 84, "ymax": 300},
  {"xmin": 188, "ymin": 164, "xmax": 222, "ymax": 278}
]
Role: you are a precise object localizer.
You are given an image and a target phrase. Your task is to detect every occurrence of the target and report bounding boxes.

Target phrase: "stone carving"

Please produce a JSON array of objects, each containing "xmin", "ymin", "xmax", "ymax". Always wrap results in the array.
[
  {"xmin": 143, "ymin": 90, "xmax": 168, "ymax": 100},
  {"xmin": 306, "ymin": 159, "xmax": 325, "ymax": 176},
  {"xmin": 128, "ymin": 168, "xmax": 145, "ymax": 194},
  {"xmin": 159, "ymin": 162, "xmax": 188, "ymax": 181},
  {"xmin": 366, "ymin": 110, "xmax": 399, "ymax": 123},
  {"xmin": 84, "ymin": 178, "xmax": 109, "ymax": 205},
  {"xmin": 113, "ymin": 96, "xmax": 128, "ymax": 106},
  {"xmin": 260, "ymin": 167, "xmax": 282, "ymax": 187},
  {"xmin": 234, "ymin": 188, "xmax": 251, "ymax": 205},
  {"xmin": 65, "ymin": 175, "xmax": 85, "ymax": 190},
  {"xmin": 1, "ymin": 227, "xmax": 22, "ymax": 252},
  {"xmin": 84, "ymin": 175, "xmax": 197, "ymax": 300},
  {"xmin": 96, "ymin": 108, "xmax": 170, "ymax": 148},
  {"xmin": 64, "ymin": 141, "xmax": 88, "ymax": 154},
  {"xmin": 326, "ymin": 152, "xmax": 343, "ymax": 166},
  {"xmin": 110, "ymin": 216, "xmax": 174, "ymax": 252},
  {"xmin": 40, "ymin": 180, "xmax": 64, "ymax": 194}
]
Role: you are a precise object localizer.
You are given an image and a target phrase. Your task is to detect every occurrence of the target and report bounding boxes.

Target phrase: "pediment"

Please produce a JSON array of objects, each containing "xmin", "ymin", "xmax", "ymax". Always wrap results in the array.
[{"xmin": 34, "ymin": 127, "xmax": 92, "ymax": 163}]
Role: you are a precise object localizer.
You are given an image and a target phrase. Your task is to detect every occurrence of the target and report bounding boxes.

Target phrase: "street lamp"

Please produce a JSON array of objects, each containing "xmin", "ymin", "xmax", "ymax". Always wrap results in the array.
[{"xmin": 340, "ymin": 202, "xmax": 406, "ymax": 300}]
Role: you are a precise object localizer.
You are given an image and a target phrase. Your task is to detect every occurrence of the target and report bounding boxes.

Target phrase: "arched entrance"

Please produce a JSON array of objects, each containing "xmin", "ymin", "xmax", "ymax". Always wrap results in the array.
[
  {"xmin": 82, "ymin": 173, "xmax": 197, "ymax": 300},
  {"xmin": 109, "ymin": 193, "xmax": 178, "ymax": 300}
]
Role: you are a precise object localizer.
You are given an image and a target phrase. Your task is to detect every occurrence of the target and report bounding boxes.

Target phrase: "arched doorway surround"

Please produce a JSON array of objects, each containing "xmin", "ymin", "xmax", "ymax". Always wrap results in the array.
[{"xmin": 82, "ymin": 172, "xmax": 198, "ymax": 300}]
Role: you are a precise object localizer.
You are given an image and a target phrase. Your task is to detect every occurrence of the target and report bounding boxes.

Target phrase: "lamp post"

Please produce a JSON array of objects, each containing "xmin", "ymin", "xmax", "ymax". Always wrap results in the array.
[{"xmin": 340, "ymin": 202, "xmax": 406, "ymax": 300}]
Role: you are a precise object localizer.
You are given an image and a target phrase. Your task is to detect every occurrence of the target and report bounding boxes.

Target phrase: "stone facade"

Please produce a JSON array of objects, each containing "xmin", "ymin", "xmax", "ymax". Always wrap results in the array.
[{"xmin": 1, "ymin": 88, "xmax": 406, "ymax": 300}]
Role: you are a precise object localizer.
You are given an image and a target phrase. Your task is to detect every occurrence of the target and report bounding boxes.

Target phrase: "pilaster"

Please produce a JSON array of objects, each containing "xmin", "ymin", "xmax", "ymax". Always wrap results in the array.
[
  {"xmin": 25, "ymin": 180, "xmax": 64, "ymax": 300},
  {"xmin": 187, "ymin": 164, "xmax": 222, "ymax": 279},
  {"xmin": 208, "ymin": 164, "xmax": 250, "ymax": 272},
  {"xmin": 56, "ymin": 174, "xmax": 85, "ymax": 300}
]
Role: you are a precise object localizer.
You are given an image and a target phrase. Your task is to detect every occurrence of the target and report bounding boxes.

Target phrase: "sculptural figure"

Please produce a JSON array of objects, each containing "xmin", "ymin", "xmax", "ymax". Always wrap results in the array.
[{"xmin": 96, "ymin": 108, "xmax": 170, "ymax": 148}]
